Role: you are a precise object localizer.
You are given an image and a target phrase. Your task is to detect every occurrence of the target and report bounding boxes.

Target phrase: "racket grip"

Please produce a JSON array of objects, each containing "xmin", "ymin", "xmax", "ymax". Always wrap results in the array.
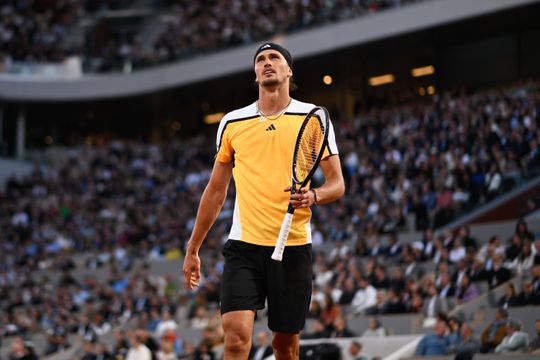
[{"xmin": 271, "ymin": 212, "xmax": 294, "ymax": 261}]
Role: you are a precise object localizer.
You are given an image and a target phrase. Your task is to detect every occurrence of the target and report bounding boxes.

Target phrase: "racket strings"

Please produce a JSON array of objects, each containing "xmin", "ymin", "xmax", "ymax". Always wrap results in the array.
[{"xmin": 295, "ymin": 117, "xmax": 325, "ymax": 182}]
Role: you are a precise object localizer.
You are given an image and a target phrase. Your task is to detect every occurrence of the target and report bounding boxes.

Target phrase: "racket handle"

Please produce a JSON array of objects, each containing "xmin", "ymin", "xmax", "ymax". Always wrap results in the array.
[{"xmin": 271, "ymin": 212, "xmax": 294, "ymax": 261}]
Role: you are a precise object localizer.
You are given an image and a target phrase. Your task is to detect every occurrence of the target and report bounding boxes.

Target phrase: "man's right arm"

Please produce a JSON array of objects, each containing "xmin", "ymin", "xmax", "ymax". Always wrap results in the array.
[{"xmin": 183, "ymin": 159, "xmax": 233, "ymax": 289}]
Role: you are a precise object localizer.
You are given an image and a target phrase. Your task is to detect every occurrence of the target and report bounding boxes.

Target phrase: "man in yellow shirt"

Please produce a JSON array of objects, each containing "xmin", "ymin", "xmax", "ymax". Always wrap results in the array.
[{"xmin": 183, "ymin": 42, "xmax": 344, "ymax": 360}]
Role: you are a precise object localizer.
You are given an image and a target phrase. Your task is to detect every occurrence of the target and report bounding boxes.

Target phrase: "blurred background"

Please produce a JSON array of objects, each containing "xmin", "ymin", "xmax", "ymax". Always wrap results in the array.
[{"xmin": 1, "ymin": 0, "xmax": 540, "ymax": 359}]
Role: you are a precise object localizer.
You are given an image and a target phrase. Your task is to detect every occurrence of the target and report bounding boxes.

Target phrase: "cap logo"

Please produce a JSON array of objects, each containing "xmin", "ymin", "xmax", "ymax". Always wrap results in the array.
[{"xmin": 261, "ymin": 44, "xmax": 271, "ymax": 49}]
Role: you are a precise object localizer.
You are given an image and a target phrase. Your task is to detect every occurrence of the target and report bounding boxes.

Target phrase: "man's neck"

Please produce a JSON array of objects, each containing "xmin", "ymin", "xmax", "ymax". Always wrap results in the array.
[{"xmin": 257, "ymin": 86, "xmax": 291, "ymax": 115}]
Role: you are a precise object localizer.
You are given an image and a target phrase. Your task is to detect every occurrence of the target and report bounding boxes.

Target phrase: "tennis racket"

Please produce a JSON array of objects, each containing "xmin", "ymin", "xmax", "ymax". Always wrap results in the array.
[{"xmin": 271, "ymin": 106, "xmax": 330, "ymax": 261}]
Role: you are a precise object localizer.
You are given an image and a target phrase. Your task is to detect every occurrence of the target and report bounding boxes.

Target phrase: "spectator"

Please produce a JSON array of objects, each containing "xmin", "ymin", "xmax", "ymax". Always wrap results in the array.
[
  {"xmin": 517, "ymin": 280, "xmax": 540, "ymax": 306},
  {"xmin": 480, "ymin": 308, "xmax": 508, "ymax": 353},
  {"xmin": 529, "ymin": 319, "xmax": 540, "ymax": 353},
  {"xmin": 95, "ymin": 343, "xmax": 113, "ymax": 360},
  {"xmin": 155, "ymin": 311, "xmax": 178, "ymax": 339},
  {"xmin": 193, "ymin": 340, "xmax": 215, "ymax": 360},
  {"xmin": 498, "ymin": 283, "xmax": 520, "ymax": 308},
  {"xmin": 338, "ymin": 277, "xmax": 359, "ymax": 305},
  {"xmin": 328, "ymin": 315, "xmax": 357, "ymax": 338},
  {"xmin": 494, "ymin": 320, "xmax": 529, "ymax": 353},
  {"xmin": 347, "ymin": 341, "xmax": 368, "ymax": 360},
  {"xmin": 249, "ymin": 331, "xmax": 273, "ymax": 360},
  {"xmin": 81, "ymin": 341, "xmax": 97, "ymax": 360},
  {"xmin": 8, "ymin": 337, "xmax": 38, "ymax": 360},
  {"xmin": 301, "ymin": 319, "xmax": 329, "ymax": 340},
  {"xmin": 454, "ymin": 275, "xmax": 479, "ymax": 304},
  {"xmin": 156, "ymin": 332, "xmax": 177, "ymax": 360},
  {"xmin": 422, "ymin": 285, "xmax": 448, "ymax": 319},
  {"xmin": 362, "ymin": 317, "xmax": 387, "ymax": 337},
  {"xmin": 452, "ymin": 259, "xmax": 471, "ymax": 286},
  {"xmin": 126, "ymin": 331, "xmax": 152, "ymax": 360},
  {"xmin": 506, "ymin": 242, "xmax": 535, "ymax": 275},
  {"xmin": 382, "ymin": 288, "xmax": 407, "ymax": 314},
  {"xmin": 386, "ymin": 233, "xmax": 402, "ymax": 259},
  {"xmin": 446, "ymin": 317, "xmax": 462, "ymax": 349},
  {"xmin": 438, "ymin": 274, "xmax": 455, "ymax": 299},
  {"xmin": 486, "ymin": 255, "xmax": 512, "ymax": 289},
  {"xmin": 320, "ymin": 293, "xmax": 342, "ymax": 327},
  {"xmin": 515, "ymin": 219, "xmax": 533, "ymax": 242},
  {"xmin": 351, "ymin": 277, "xmax": 377, "ymax": 314},
  {"xmin": 112, "ymin": 329, "xmax": 130, "ymax": 359},
  {"xmin": 414, "ymin": 319, "xmax": 448, "ymax": 356},
  {"xmin": 449, "ymin": 322, "xmax": 480, "ymax": 360},
  {"xmin": 485, "ymin": 164, "xmax": 502, "ymax": 201}
]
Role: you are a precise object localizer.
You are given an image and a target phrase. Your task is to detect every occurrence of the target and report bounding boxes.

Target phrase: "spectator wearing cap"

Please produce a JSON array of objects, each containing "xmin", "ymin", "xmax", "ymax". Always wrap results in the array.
[{"xmin": 494, "ymin": 319, "xmax": 529, "ymax": 353}]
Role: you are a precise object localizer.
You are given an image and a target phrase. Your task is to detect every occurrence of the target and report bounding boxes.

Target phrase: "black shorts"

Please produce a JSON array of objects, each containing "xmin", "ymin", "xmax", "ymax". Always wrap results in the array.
[{"xmin": 220, "ymin": 240, "xmax": 313, "ymax": 334}]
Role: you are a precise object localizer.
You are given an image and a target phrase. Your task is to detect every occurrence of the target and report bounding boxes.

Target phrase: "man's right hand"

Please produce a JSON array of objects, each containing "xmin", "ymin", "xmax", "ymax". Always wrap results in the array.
[{"xmin": 183, "ymin": 250, "xmax": 201, "ymax": 290}]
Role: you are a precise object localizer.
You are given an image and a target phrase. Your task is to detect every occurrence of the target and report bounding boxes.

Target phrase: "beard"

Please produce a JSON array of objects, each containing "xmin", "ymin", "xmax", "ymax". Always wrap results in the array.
[{"xmin": 260, "ymin": 78, "xmax": 281, "ymax": 88}]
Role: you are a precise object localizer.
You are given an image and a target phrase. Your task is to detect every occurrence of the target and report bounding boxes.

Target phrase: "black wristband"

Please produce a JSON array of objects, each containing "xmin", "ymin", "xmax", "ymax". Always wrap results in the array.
[{"xmin": 310, "ymin": 189, "xmax": 318, "ymax": 204}]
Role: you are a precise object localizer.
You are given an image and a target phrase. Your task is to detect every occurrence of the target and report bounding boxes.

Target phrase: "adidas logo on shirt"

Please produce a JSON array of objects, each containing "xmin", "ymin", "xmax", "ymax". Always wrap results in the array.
[{"xmin": 266, "ymin": 124, "xmax": 276, "ymax": 131}]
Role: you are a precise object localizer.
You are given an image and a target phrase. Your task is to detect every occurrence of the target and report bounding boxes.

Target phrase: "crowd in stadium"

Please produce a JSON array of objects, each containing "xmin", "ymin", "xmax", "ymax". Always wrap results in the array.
[
  {"xmin": 0, "ymin": 0, "xmax": 424, "ymax": 72},
  {"xmin": 414, "ymin": 312, "xmax": 540, "ymax": 357},
  {"xmin": 1, "ymin": 80, "xmax": 540, "ymax": 358}
]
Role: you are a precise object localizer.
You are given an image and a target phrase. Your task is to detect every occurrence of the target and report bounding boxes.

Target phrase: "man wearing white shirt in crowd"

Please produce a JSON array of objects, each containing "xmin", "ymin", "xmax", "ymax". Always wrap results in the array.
[
  {"xmin": 495, "ymin": 320, "xmax": 529, "ymax": 353},
  {"xmin": 154, "ymin": 311, "xmax": 178, "ymax": 339},
  {"xmin": 126, "ymin": 331, "xmax": 152, "ymax": 360},
  {"xmin": 351, "ymin": 277, "xmax": 377, "ymax": 314},
  {"xmin": 251, "ymin": 331, "xmax": 273, "ymax": 360},
  {"xmin": 449, "ymin": 238, "xmax": 466, "ymax": 263}
]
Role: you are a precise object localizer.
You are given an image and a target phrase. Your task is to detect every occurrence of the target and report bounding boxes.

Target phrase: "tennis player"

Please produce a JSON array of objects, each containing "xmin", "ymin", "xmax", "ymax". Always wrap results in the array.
[{"xmin": 183, "ymin": 42, "xmax": 344, "ymax": 360}]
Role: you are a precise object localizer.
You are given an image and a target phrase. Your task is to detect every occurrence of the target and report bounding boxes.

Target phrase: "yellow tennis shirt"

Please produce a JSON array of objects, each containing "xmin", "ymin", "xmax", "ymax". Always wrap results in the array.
[{"xmin": 215, "ymin": 99, "xmax": 339, "ymax": 247}]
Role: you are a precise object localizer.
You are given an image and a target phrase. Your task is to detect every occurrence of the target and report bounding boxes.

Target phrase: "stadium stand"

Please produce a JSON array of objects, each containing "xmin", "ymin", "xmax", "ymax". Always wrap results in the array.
[
  {"xmin": 1, "ymin": 79, "xmax": 540, "ymax": 359},
  {"xmin": 0, "ymin": 0, "xmax": 427, "ymax": 73}
]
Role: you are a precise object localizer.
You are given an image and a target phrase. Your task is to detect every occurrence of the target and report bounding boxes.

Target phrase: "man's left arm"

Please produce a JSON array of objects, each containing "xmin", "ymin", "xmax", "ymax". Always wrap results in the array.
[
  {"xmin": 313, "ymin": 155, "xmax": 345, "ymax": 204},
  {"xmin": 291, "ymin": 154, "xmax": 344, "ymax": 208}
]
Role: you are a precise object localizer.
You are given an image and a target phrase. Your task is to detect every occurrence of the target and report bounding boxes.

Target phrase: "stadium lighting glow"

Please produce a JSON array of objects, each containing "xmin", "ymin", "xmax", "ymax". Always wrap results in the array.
[
  {"xmin": 323, "ymin": 75, "xmax": 333, "ymax": 85},
  {"xmin": 418, "ymin": 87, "xmax": 426, "ymax": 96},
  {"xmin": 204, "ymin": 112, "xmax": 225, "ymax": 124},
  {"xmin": 427, "ymin": 85, "xmax": 436, "ymax": 95},
  {"xmin": 44, "ymin": 136, "xmax": 53, "ymax": 145},
  {"xmin": 171, "ymin": 121, "xmax": 181, "ymax": 131},
  {"xmin": 368, "ymin": 74, "xmax": 395, "ymax": 86},
  {"xmin": 411, "ymin": 65, "xmax": 435, "ymax": 77}
]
